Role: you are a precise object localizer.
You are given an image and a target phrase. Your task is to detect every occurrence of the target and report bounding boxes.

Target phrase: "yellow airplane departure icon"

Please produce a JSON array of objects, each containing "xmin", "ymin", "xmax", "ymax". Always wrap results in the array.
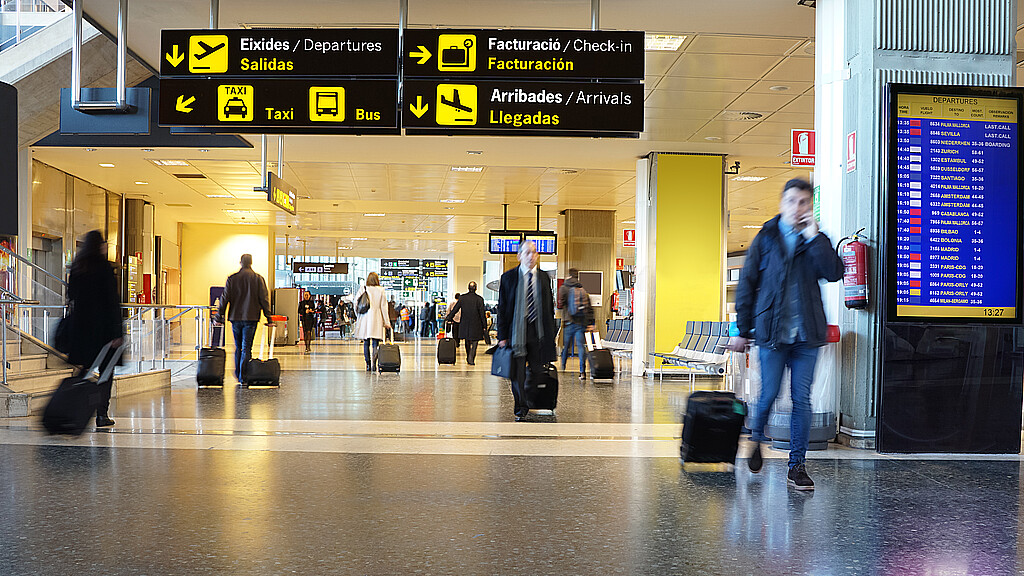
[
  {"xmin": 189, "ymin": 34, "xmax": 228, "ymax": 73},
  {"xmin": 435, "ymin": 84, "xmax": 477, "ymax": 125}
]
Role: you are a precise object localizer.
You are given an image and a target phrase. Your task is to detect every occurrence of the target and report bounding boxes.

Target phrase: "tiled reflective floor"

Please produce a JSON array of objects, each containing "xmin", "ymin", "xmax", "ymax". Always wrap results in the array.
[{"xmin": 1, "ymin": 336, "xmax": 1022, "ymax": 575}]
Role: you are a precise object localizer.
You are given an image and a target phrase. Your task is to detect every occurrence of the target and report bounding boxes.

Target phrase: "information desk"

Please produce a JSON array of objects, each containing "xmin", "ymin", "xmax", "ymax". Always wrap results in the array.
[{"xmin": 889, "ymin": 90, "xmax": 1022, "ymax": 322}]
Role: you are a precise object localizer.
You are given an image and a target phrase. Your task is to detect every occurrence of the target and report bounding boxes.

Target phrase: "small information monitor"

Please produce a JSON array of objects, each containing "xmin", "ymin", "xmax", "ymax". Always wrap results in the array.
[
  {"xmin": 489, "ymin": 231, "xmax": 522, "ymax": 254},
  {"xmin": 887, "ymin": 84, "xmax": 1024, "ymax": 323}
]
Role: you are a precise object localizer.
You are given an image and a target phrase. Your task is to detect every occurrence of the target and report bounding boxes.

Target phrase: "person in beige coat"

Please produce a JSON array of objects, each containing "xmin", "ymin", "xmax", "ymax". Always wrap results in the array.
[{"xmin": 353, "ymin": 272, "xmax": 390, "ymax": 371}]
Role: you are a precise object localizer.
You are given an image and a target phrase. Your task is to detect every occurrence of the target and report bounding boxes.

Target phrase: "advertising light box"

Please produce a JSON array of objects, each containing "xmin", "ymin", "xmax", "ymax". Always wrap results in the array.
[{"xmin": 886, "ymin": 84, "xmax": 1024, "ymax": 323}]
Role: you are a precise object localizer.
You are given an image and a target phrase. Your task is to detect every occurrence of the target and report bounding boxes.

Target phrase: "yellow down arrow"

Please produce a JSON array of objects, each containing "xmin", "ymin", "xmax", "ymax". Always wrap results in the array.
[
  {"xmin": 165, "ymin": 44, "xmax": 184, "ymax": 67},
  {"xmin": 176, "ymin": 95, "xmax": 196, "ymax": 113},
  {"xmin": 409, "ymin": 45, "xmax": 431, "ymax": 65},
  {"xmin": 409, "ymin": 95, "xmax": 428, "ymax": 118}
]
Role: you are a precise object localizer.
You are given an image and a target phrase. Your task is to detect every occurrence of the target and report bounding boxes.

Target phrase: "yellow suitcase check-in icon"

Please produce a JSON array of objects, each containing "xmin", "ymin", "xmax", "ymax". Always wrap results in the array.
[
  {"xmin": 435, "ymin": 84, "xmax": 477, "ymax": 125},
  {"xmin": 437, "ymin": 34, "xmax": 476, "ymax": 72}
]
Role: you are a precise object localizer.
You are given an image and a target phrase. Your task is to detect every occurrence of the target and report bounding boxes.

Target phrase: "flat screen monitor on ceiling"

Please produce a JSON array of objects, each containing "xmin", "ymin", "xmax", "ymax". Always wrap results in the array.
[{"xmin": 886, "ymin": 83, "xmax": 1024, "ymax": 323}]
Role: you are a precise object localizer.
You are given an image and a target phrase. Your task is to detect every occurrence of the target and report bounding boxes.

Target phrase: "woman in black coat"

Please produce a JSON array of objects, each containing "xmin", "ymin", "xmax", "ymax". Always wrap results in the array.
[
  {"xmin": 298, "ymin": 290, "xmax": 317, "ymax": 352},
  {"xmin": 65, "ymin": 230, "xmax": 124, "ymax": 428}
]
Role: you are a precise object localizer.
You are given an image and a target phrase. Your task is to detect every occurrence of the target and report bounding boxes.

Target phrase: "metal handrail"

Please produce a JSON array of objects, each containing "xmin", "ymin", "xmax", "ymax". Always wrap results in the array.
[
  {"xmin": 0, "ymin": 299, "xmax": 40, "ymax": 385},
  {"xmin": 0, "ymin": 243, "xmax": 67, "ymax": 288}
]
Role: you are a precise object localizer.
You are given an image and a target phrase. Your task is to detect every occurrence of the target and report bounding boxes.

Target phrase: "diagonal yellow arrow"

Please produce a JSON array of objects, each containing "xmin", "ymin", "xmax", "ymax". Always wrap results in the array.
[
  {"xmin": 409, "ymin": 95, "xmax": 428, "ymax": 118},
  {"xmin": 165, "ymin": 44, "xmax": 184, "ymax": 67},
  {"xmin": 176, "ymin": 95, "xmax": 196, "ymax": 113},
  {"xmin": 409, "ymin": 45, "xmax": 432, "ymax": 65}
]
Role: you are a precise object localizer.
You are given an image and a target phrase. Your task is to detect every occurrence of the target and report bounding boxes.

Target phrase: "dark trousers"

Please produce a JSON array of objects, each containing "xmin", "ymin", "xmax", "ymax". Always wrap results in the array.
[
  {"xmin": 510, "ymin": 323, "xmax": 544, "ymax": 417},
  {"xmin": 231, "ymin": 320, "xmax": 258, "ymax": 382},
  {"xmin": 77, "ymin": 344, "xmax": 119, "ymax": 417},
  {"xmin": 363, "ymin": 338, "xmax": 381, "ymax": 369},
  {"xmin": 465, "ymin": 339, "xmax": 480, "ymax": 364},
  {"xmin": 452, "ymin": 323, "xmax": 460, "ymax": 347}
]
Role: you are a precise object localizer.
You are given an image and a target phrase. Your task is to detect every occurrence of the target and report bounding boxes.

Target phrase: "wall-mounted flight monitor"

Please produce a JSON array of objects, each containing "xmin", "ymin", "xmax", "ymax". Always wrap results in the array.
[
  {"xmin": 887, "ymin": 84, "xmax": 1024, "ymax": 323},
  {"xmin": 488, "ymin": 231, "xmax": 522, "ymax": 254}
]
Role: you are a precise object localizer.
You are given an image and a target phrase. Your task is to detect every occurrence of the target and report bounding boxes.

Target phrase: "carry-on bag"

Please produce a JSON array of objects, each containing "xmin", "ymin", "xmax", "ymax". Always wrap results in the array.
[
  {"xmin": 437, "ymin": 323, "xmax": 457, "ymax": 365},
  {"xmin": 490, "ymin": 345, "xmax": 513, "ymax": 378},
  {"xmin": 679, "ymin": 390, "xmax": 747, "ymax": 464},
  {"xmin": 377, "ymin": 329, "xmax": 401, "ymax": 372},
  {"xmin": 196, "ymin": 326, "xmax": 226, "ymax": 387},
  {"xmin": 42, "ymin": 342, "xmax": 125, "ymax": 436},
  {"xmin": 243, "ymin": 325, "xmax": 281, "ymax": 387},
  {"xmin": 585, "ymin": 331, "xmax": 615, "ymax": 380},
  {"xmin": 524, "ymin": 363, "xmax": 559, "ymax": 411}
]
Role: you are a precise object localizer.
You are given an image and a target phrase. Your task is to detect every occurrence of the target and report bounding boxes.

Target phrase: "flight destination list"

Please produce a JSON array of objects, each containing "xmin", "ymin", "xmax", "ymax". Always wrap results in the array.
[{"xmin": 893, "ymin": 93, "xmax": 1019, "ymax": 319}]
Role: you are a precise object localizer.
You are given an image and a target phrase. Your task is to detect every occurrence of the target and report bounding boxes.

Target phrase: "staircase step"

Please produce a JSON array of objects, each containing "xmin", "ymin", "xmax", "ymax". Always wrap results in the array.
[
  {"xmin": 4, "ymin": 354, "xmax": 48, "ymax": 374},
  {"xmin": 4, "ymin": 368, "xmax": 76, "ymax": 395}
]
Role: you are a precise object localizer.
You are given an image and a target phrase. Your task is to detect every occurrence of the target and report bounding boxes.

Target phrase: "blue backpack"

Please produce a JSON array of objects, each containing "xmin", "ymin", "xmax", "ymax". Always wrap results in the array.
[{"xmin": 567, "ymin": 286, "xmax": 590, "ymax": 321}]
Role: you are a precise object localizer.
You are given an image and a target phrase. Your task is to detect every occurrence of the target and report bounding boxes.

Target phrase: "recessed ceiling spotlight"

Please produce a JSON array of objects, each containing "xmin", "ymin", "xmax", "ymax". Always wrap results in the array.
[
  {"xmin": 645, "ymin": 34, "xmax": 687, "ymax": 51},
  {"xmin": 99, "ymin": 163, "xmax": 115, "ymax": 168},
  {"xmin": 769, "ymin": 85, "xmax": 790, "ymax": 91},
  {"xmin": 451, "ymin": 166, "xmax": 483, "ymax": 172},
  {"xmin": 363, "ymin": 213, "xmax": 386, "ymax": 217},
  {"xmin": 559, "ymin": 169, "xmax": 578, "ymax": 174},
  {"xmin": 85, "ymin": 148, "xmax": 97, "ymax": 152},
  {"xmin": 134, "ymin": 181, "xmax": 148, "ymax": 185},
  {"xmin": 732, "ymin": 176, "xmax": 768, "ymax": 182},
  {"xmin": 206, "ymin": 194, "xmax": 232, "ymax": 198},
  {"xmin": 466, "ymin": 150, "xmax": 483, "ymax": 155},
  {"xmin": 622, "ymin": 220, "xmax": 635, "ymax": 224},
  {"xmin": 198, "ymin": 149, "xmax": 210, "ymax": 152},
  {"xmin": 444, "ymin": 207, "xmax": 455, "ymax": 210},
  {"xmin": 452, "ymin": 240, "xmax": 467, "ymax": 243},
  {"xmin": 352, "ymin": 237, "xmax": 368, "ymax": 241},
  {"xmin": 440, "ymin": 199, "xmax": 466, "ymax": 203},
  {"xmin": 704, "ymin": 136, "xmax": 722, "ymax": 141},
  {"xmin": 141, "ymin": 148, "xmax": 155, "ymax": 152},
  {"xmin": 339, "ymin": 246, "xmax": 353, "ymax": 250},
  {"xmin": 415, "ymin": 230, "xmax": 432, "ymax": 233}
]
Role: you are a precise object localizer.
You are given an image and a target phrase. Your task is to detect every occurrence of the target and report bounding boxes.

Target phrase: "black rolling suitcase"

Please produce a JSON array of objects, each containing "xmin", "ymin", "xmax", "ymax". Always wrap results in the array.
[
  {"xmin": 377, "ymin": 329, "xmax": 401, "ymax": 372},
  {"xmin": 42, "ymin": 342, "xmax": 125, "ymax": 436},
  {"xmin": 243, "ymin": 325, "xmax": 281, "ymax": 387},
  {"xmin": 680, "ymin": 391, "xmax": 747, "ymax": 464},
  {"xmin": 437, "ymin": 323, "xmax": 457, "ymax": 365},
  {"xmin": 525, "ymin": 363, "xmax": 559, "ymax": 411},
  {"xmin": 585, "ymin": 331, "xmax": 615, "ymax": 380},
  {"xmin": 197, "ymin": 328, "xmax": 226, "ymax": 387}
]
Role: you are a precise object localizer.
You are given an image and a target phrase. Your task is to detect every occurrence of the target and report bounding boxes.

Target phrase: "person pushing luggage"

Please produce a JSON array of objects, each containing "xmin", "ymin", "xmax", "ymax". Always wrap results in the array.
[{"xmin": 214, "ymin": 254, "xmax": 273, "ymax": 385}]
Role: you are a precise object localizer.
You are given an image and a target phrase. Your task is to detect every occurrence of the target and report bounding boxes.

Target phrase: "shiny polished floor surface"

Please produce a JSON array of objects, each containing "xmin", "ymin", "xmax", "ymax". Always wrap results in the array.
[{"xmin": 2, "ymin": 335, "xmax": 1022, "ymax": 575}]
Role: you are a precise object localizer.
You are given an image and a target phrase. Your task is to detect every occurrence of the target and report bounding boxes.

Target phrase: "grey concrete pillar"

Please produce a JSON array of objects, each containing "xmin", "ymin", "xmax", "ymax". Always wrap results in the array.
[{"xmin": 815, "ymin": 0, "xmax": 1017, "ymax": 448}]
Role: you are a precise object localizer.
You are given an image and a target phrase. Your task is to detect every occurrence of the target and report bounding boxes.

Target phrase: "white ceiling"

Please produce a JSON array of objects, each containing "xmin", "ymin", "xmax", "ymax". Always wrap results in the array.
[{"xmin": 31, "ymin": 1, "xmax": 1019, "ymax": 258}]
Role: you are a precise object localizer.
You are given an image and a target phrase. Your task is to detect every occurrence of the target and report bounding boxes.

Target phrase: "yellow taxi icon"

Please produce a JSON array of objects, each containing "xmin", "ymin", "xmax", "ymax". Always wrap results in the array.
[{"xmin": 217, "ymin": 85, "xmax": 253, "ymax": 122}]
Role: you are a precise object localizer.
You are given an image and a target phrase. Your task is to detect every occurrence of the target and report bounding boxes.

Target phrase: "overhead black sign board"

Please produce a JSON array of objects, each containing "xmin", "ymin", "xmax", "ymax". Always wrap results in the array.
[
  {"xmin": 160, "ymin": 29, "xmax": 399, "ymax": 77},
  {"xmin": 267, "ymin": 172, "xmax": 297, "ymax": 215},
  {"xmin": 381, "ymin": 258, "xmax": 420, "ymax": 270},
  {"xmin": 292, "ymin": 261, "xmax": 349, "ymax": 274},
  {"xmin": 403, "ymin": 80, "xmax": 642, "ymax": 135},
  {"xmin": 158, "ymin": 78, "xmax": 398, "ymax": 132},
  {"xmin": 404, "ymin": 29, "xmax": 643, "ymax": 80}
]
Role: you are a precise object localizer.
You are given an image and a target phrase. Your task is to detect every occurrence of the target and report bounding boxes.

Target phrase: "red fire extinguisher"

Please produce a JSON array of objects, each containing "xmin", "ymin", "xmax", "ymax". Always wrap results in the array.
[{"xmin": 839, "ymin": 228, "xmax": 868, "ymax": 309}]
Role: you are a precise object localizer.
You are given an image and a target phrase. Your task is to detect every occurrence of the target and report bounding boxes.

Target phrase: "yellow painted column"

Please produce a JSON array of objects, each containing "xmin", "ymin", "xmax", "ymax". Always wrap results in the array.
[{"xmin": 635, "ymin": 154, "xmax": 725, "ymax": 371}]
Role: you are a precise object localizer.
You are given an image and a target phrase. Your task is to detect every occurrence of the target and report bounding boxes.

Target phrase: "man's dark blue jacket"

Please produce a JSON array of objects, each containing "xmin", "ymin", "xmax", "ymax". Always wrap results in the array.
[
  {"xmin": 496, "ymin": 266, "xmax": 557, "ymax": 363},
  {"xmin": 735, "ymin": 215, "xmax": 844, "ymax": 349}
]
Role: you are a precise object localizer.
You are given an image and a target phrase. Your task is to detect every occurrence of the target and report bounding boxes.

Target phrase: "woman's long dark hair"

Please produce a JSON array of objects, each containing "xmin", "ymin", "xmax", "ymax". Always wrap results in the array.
[{"xmin": 71, "ymin": 230, "xmax": 106, "ymax": 274}]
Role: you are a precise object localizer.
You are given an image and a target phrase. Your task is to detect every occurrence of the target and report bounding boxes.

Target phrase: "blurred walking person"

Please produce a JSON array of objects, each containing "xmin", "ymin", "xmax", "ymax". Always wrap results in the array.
[
  {"xmin": 65, "ymin": 230, "xmax": 124, "ymax": 428},
  {"xmin": 446, "ymin": 282, "xmax": 487, "ymax": 365},
  {"xmin": 353, "ymin": 272, "xmax": 390, "ymax": 371},
  {"xmin": 215, "ymin": 254, "xmax": 272, "ymax": 385},
  {"xmin": 298, "ymin": 290, "xmax": 317, "ymax": 352}
]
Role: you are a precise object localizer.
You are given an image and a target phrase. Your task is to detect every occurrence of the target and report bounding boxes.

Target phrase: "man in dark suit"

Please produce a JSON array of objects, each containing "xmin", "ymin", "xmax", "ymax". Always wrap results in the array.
[
  {"xmin": 497, "ymin": 240, "xmax": 557, "ymax": 421},
  {"xmin": 445, "ymin": 282, "xmax": 488, "ymax": 365}
]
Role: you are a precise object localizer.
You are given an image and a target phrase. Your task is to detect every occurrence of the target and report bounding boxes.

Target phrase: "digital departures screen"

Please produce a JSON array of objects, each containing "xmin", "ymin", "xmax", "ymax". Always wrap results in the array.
[{"xmin": 892, "ymin": 93, "xmax": 1018, "ymax": 320}]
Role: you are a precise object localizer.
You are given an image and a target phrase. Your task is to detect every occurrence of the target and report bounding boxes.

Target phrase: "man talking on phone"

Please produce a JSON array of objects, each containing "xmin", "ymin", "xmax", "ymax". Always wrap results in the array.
[{"xmin": 728, "ymin": 178, "xmax": 844, "ymax": 490}]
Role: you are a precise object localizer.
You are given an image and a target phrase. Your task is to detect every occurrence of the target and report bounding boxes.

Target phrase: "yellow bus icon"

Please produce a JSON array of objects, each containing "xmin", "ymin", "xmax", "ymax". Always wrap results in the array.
[{"xmin": 308, "ymin": 87, "xmax": 345, "ymax": 122}]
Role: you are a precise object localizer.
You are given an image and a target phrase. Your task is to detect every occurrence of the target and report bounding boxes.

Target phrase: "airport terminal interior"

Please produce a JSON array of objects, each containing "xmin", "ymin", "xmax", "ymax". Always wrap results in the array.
[{"xmin": 2, "ymin": 0, "xmax": 1024, "ymax": 574}]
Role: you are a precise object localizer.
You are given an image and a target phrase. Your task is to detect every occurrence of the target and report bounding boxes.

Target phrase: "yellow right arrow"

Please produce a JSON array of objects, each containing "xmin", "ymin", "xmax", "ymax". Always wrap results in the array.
[
  {"xmin": 409, "ymin": 45, "xmax": 432, "ymax": 65},
  {"xmin": 409, "ymin": 95, "xmax": 428, "ymax": 118},
  {"xmin": 165, "ymin": 44, "xmax": 184, "ymax": 67}
]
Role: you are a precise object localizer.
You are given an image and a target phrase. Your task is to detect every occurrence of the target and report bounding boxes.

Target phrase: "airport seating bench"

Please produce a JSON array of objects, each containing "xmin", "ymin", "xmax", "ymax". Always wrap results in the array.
[{"xmin": 648, "ymin": 320, "xmax": 731, "ymax": 387}]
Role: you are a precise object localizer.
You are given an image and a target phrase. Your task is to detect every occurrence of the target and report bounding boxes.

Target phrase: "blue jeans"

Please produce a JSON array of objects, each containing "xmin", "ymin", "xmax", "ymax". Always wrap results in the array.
[
  {"xmin": 231, "ymin": 320, "xmax": 258, "ymax": 382},
  {"xmin": 560, "ymin": 322, "xmax": 587, "ymax": 374},
  {"xmin": 751, "ymin": 342, "xmax": 818, "ymax": 468},
  {"xmin": 363, "ymin": 338, "xmax": 381, "ymax": 369}
]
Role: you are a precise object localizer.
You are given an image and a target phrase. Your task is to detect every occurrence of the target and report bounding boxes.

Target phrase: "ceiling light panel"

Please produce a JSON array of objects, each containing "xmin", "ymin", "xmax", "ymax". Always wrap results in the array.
[
  {"xmin": 149, "ymin": 160, "xmax": 190, "ymax": 166},
  {"xmin": 645, "ymin": 34, "xmax": 687, "ymax": 51}
]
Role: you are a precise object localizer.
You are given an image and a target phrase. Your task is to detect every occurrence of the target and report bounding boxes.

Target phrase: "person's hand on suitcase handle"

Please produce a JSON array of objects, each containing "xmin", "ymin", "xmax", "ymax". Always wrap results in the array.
[{"xmin": 727, "ymin": 336, "xmax": 749, "ymax": 352}]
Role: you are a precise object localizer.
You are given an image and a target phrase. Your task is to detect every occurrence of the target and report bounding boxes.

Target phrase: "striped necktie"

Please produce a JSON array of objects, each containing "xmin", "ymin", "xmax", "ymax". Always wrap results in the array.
[{"xmin": 526, "ymin": 270, "xmax": 537, "ymax": 323}]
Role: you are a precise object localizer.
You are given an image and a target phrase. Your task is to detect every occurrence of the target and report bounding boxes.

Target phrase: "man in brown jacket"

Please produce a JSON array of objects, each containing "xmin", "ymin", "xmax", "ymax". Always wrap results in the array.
[{"xmin": 215, "ymin": 254, "xmax": 272, "ymax": 384}]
